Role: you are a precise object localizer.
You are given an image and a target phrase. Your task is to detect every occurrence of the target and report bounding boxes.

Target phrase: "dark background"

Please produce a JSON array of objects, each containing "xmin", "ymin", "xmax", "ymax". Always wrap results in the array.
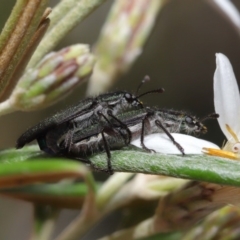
[{"xmin": 0, "ymin": 0, "xmax": 240, "ymax": 239}]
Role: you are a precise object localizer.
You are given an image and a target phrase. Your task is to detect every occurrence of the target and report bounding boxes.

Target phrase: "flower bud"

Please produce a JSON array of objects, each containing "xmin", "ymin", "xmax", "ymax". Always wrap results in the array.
[{"xmin": 9, "ymin": 44, "xmax": 95, "ymax": 110}]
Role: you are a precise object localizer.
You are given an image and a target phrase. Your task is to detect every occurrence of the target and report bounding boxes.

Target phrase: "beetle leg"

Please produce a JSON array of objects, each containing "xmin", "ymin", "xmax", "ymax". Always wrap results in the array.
[
  {"xmin": 141, "ymin": 114, "xmax": 156, "ymax": 153},
  {"xmin": 155, "ymin": 120, "xmax": 185, "ymax": 155},
  {"xmin": 64, "ymin": 121, "xmax": 78, "ymax": 152},
  {"xmin": 101, "ymin": 130, "xmax": 114, "ymax": 175},
  {"xmin": 64, "ymin": 130, "xmax": 74, "ymax": 152},
  {"xmin": 107, "ymin": 110, "xmax": 132, "ymax": 145},
  {"xmin": 98, "ymin": 111, "xmax": 131, "ymax": 146}
]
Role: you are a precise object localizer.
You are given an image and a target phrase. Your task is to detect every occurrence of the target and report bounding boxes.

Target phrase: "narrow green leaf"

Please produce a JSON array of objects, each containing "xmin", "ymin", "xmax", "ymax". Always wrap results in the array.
[
  {"xmin": 0, "ymin": 159, "xmax": 84, "ymax": 176},
  {"xmin": 0, "ymin": 146, "xmax": 92, "ymax": 188},
  {"xmin": 0, "ymin": 182, "xmax": 88, "ymax": 197},
  {"xmin": 0, "ymin": 145, "xmax": 41, "ymax": 163},
  {"xmin": 0, "ymin": 182, "xmax": 96, "ymax": 209},
  {"xmin": 90, "ymin": 150, "xmax": 240, "ymax": 187},
  {"xmin": 0, "ymin": 159, "xmax": 87, "ymax": 188},
  {"xmin": 3, "ymin": 146, "xmax": 240, "ymax": 188}
]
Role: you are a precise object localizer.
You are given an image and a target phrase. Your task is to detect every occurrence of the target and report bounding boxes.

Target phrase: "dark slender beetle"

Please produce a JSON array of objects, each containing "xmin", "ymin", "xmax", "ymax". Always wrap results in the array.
[
  {"xmin": 16, "ymin": 76, "xmax": 164, "ymax": 154},
  {"xmin": 40, "ymin": 107, "xmax": 218, "ymax": 173}
]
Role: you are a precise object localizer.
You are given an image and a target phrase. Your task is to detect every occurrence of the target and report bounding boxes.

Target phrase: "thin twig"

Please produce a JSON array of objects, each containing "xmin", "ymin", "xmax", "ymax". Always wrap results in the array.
[
  {"xmin": 0, "ymin": 0, "xmax": 48, "ymax": 100},
  {"xmin": 1, "ymin": 18, "xmax": 50, "ymax": 101}
]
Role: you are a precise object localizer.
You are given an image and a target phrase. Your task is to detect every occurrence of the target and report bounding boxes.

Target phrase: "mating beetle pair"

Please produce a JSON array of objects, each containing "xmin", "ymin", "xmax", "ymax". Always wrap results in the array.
[
  {"xmin": 16, "ymin": 76, "xmax": 218, "ymax": 174},
  {"xmin": 58, "ymin": 107, "xmax": 217, "ymax": 173}
]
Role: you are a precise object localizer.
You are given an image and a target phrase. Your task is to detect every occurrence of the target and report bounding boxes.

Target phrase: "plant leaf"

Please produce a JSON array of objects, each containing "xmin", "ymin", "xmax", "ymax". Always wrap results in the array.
[
  {"xmin": 2, "ymin": 145, "xmax": 240, "ymax": 188},
  {"xmin": 90, "ymin": 149, "xmax": 240, "ymax": 187},
  {"xmin": 0, "ymin": 182, "xmax": 91, "ymax": 209},
  {"xmin": 0, "ymin": 146, "xmax": 95, "ymax": 189}
]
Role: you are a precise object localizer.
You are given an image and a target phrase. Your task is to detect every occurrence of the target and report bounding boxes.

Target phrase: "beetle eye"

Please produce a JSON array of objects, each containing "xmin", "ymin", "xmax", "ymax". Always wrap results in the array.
[
  {"xmin": 185, "ymin": 116, "xmax": 192, "ymax": 123},
  {"xmin": 185, "ymin": 116, "xmax": 195, "ymax": 126},
  {"xmin": 124, "ymin": 93, "xmax": 132, "ymax": 100}
]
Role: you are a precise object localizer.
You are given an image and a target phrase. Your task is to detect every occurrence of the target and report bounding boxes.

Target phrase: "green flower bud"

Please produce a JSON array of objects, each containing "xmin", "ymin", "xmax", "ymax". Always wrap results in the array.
[{"xmin": 9, "ymin": 44, "xmax": 95, "ymax": 111}]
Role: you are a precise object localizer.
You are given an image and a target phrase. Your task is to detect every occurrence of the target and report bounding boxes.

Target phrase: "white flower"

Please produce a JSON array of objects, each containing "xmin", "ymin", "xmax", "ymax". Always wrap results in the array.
[
  {"xmin": 203, "ymin": 53, "xmax": 240, "ymax": 159},
  {"xmin": 132, "ymin": 133, "xmax": 219, "ymax": 154}
]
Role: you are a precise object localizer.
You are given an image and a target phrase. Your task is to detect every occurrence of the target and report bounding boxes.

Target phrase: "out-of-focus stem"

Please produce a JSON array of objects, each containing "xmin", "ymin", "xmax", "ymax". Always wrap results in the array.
[
  {"xmin": 97, "ymin": 172, "xmax": 134, "ymax": 210},
  {"xmin": 46, "ymin": 0, "xmax": 77, "ymax": 31},
  {"xmin": 1, "ymin": 18, "xmax": 50, "ymax": 101},
  {"xmin": 55, "ymin": 175, "xmax": 98, "ymax": 240},
  {"xmin": 56, "ymin": 173, "xmax": 134, "ymax": 240},
  {"xmin": 0, "ymin": 0, "xmax": 49, "ymax": 100},
  {"xmin": 87, "ymin": 0, "xmax": 169, "ymax": 96},
  {"xmin": 0, "ymin": 0, "xmax": 28, "ymax": 53},
  {"xmin": 28, "ymin": 0, "xmax": 107, "ymax": 69},
  {"xmin": 31, "ymin": 205, "xmax": 59, "ymax": 240}
]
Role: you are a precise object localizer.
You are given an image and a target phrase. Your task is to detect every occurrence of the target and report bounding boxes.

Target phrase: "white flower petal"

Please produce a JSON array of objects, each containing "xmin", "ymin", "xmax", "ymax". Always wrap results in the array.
[
  {"xmin": 131, "ymin": 133, "xmax": 219, "ymax": 154},
  {"xmin": 214, "ymin": 53, "xmax": 240, "ymax": 139},
  {"xmin": 211, "ymin": 0, "xmax": 240, "ymax": 30}
]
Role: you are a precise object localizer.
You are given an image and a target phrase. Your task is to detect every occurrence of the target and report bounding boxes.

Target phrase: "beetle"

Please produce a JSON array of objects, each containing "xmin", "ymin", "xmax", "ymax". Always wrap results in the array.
[
  {"xmin": 16, "ymin": 76, "xmax": 164, "ymax": 152},
  {"xmin": 40, "ymin": 106, "xmax": 218, "ymax": 174}
]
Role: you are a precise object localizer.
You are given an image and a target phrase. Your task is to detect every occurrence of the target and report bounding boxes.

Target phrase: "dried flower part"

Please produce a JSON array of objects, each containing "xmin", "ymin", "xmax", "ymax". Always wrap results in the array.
[
  {"xmin": 153, "ymin": 181, "xmax": 240, "ymax": 233},
  {"xmin": 8, "ymin": 44, "xmax": 95, "ymax": 111},
  {"xmin": 182, "ymin": 206, "xmax": 240, "ymax": 240},
  {"xmin": 100, "ymin": 181, "xmax": 240, "ymax": 239},
  {"xmin": 87, "ymin": 0, "xmax": 167, "ymax": 95}
]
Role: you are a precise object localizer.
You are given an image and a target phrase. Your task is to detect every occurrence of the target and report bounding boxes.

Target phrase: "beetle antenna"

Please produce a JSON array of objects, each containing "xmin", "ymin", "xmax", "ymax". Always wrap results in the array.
[
  {"xmin": 136, "ymin": 88, "xmax": 165, "ymax": 99},
  {"xmin": 200, "ymin": 113, "xmax": 219, "ymax": 122},
  {"xmin": 135, "ymin": 75, "xmax": 151, "ymax": 95}
]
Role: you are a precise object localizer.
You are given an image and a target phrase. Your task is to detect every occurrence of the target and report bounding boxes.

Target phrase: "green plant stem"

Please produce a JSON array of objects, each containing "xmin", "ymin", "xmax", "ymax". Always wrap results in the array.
[
  {"xmin": 87, "ymin": 0, "xmax": 168, "ymax": 95},
  {"xmin": 3, "ymin": 18, "xmax": 50, "ymax": 101},
  {"xmin": 0, "ymin": 182, "xmax": 89, "ymax": 209},
  {"xmin": 97, "ymin": 172, "xmax": 134, "ymax": 209},
  {"xmin": 89, "ymin": 150, "xmax": 240, "ymax": 187},
  {"xmin": 31, "ymin": 205, "xmax": 59, "ymax": 240},
  {"xmin": 28, "ymin": 0, "xmax": 107, "ymax": 69},
  {"xmin": 0, "ymin": 0, "xmax": 48, "ymax": 100},
  {"xmin": 47, "ymin": 0, "xmax": 77, "ymax": 31},
  {"xmin": 0, "ymin": 0, "xmax": 28, "ymax": 53},
  {"xmin": 2, "ymin": 146, "xmax": 240, "ymax": 187}
]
